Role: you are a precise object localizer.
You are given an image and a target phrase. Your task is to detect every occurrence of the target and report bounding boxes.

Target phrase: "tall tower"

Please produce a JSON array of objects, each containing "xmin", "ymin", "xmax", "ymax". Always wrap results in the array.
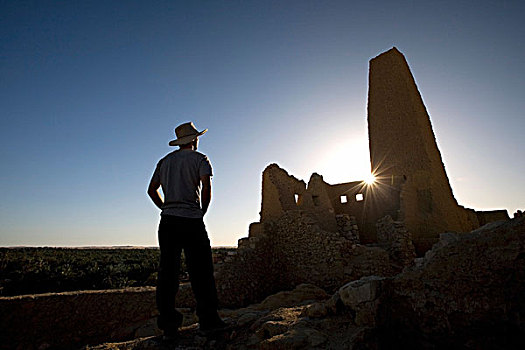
[{"xmin": 367, "ymin": 47, "xmax": 477, "ymax": 253}]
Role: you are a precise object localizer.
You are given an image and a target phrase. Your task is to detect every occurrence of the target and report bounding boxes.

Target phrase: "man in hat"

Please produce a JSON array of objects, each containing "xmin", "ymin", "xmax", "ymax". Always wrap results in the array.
[{"xmin": 148, "ymin": 122, "xmax": 225, "ymax": 338}]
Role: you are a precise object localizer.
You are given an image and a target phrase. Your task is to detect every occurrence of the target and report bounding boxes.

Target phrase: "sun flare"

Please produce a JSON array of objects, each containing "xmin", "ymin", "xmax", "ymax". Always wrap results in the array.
[{"xmin": 364, "ymin": 173, "xmax": 376, "ymax": 185}]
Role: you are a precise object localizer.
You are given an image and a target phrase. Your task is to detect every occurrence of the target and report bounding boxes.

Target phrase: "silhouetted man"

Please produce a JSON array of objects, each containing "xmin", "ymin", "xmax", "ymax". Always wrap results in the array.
[{"xmin": 148, "ymin": 122, "xmax": 225, "ymax": 338}]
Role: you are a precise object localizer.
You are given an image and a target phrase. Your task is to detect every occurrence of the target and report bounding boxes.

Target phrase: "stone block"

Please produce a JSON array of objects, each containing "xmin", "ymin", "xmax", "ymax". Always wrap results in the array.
[{"xmin": 338, "ymin": 276, "xmax": 384, "ymax": 308}]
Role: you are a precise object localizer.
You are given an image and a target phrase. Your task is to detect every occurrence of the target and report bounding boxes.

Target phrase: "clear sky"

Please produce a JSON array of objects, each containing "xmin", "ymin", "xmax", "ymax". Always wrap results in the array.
[{"xmin": 1, "ymin": 0, "xmax": 524, "ymax": 247}]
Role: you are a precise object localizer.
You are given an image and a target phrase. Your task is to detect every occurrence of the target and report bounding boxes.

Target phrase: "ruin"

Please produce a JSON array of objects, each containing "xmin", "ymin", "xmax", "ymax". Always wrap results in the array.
[
  {"xmin": 214, "ymin": 47, "xmax": 509, "ymax": 306},
  {"xmin": 367, "ymin": 47, "xmax": 508, "ymax": 253}
]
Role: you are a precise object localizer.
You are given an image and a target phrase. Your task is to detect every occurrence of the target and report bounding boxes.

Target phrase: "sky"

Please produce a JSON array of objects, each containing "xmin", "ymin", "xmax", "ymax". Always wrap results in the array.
[{"xmin": 1, "ymin": 0, "xmax": 524, "ymax": 247}]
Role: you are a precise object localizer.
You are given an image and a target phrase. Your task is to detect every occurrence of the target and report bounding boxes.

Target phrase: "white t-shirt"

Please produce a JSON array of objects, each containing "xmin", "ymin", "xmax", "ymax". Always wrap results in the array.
[{"xmin": 151, "ymin": 149, "xmax": 213, "ymax": 218}]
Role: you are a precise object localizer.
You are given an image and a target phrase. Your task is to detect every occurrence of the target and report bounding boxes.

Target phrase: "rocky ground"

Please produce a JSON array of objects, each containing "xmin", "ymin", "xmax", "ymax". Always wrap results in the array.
[{"xmin": 87, "ymin": 217, "xmax": 525, "ymax": 349}]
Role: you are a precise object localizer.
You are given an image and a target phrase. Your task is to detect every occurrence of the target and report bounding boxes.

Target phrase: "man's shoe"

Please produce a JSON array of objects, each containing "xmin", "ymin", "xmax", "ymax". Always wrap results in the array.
[{"xmin": 159, "ymin": 312, "xmax": 183, "ymax": 341}]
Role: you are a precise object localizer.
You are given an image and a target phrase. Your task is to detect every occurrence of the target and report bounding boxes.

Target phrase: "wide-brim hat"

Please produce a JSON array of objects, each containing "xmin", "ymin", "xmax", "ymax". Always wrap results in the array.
[{"xmin": 169, "ymin": 122, "xmax": 208, "ymax": 146}]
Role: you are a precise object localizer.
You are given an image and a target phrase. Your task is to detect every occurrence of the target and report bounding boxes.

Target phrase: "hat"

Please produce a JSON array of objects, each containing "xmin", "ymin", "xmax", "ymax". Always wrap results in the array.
[{"xmin": 169, "ymin": 122, "xmax": 208, "ymax": 146}]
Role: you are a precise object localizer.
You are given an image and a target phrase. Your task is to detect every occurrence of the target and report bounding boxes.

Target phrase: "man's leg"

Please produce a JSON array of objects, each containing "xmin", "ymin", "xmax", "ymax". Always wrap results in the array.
[
  {"xmin": 156, "ymin": 215, "xmax": 184, "ymax": 332},
  {"xmin": 184, "ymin": 218, "xmax": 222, "ymax": 328}
]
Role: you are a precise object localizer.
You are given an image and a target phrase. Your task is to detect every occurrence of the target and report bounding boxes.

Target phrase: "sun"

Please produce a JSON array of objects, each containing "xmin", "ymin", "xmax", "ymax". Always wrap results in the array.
[
  {"xmin": 364, "ymin": 173, "xmax": 376, "ymax": 185},
  {"xmin": 313, "ymin": 139, "xmax": 373, "ymax": 184}
]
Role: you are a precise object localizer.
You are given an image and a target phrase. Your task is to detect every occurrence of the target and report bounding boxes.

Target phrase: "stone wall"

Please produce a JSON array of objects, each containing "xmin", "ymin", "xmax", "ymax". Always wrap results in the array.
[
  {"xmin": 270, "ymin": 212, "xmax": 392, "ymax": 293},
  {"xmin": 260, "ymin": 164, "xmax": 306, "ymax": 222},
  {"xmin": 300, "ymin": 173, "xmax": 339, "ymax": 232},
  {"xmin": 215, "ymin": 223, "xmax": 277, "ymax": 307},
  {"xmin": 0, "ymin": 285, "xmax": 198, "ymax": 349},
  {"xmin": 1, "ymin": 288, "xmax": 144, "ymax": 349},
  {"xmin": 326, "ymin": 181, "xmax": 367, "ymax": 217},
  {"xmin": 335, "ymin": 214, "xmax": 360, "ymax": 243},
  {"xmin": 327, "ymin": 176, "xmax": 405, "ymax": 243},
  {"xmin": 214, "ymin": 212, "xmax": 394, "ymax": 309},
  {"xmin": 477, "ymin": 209, "xmax": 510, "ymax": 226}
]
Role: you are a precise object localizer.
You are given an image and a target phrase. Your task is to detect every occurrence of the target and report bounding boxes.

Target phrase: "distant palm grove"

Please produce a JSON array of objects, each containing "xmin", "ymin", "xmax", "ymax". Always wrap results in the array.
[{"xmin": 0, "ymin": 247, "xmax": 233, "ymax": 296}]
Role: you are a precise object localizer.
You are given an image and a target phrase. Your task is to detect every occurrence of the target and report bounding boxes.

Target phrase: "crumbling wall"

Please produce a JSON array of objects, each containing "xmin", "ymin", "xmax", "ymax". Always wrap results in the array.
[
  {"xmin": 260, "ymin": 164, "xmax": 306, "ymax": 222},
  {"xmin": 336, "ymin": 214, "xmax": 360, "ymax": 243},
  {"xmin": 326, "ymin": 181, "xmax": 367, "ymax": 217},
  {"xmin": 0, "ymin": 287, "xmax": 189, "ymax": 349},
  {"xmin": 476, "ymin": 209, "xmax": 510, "ymax": 226},
  {"xmin": 261, "ymin": 165, "xmax": 339, "ymax": 232},
  {"xmin": 206, "ymin": 164, "xmax": 390, "ymax": 308},
  {"xmin": 300, "ymin": 173, "xmax": 338, "ymax": 232},
  {"xmin": 214, "ymin": 223, "xmax": 278, "ymax": 307},
  {"xmin": 323, "ymin": 176, "xmax": 405, "ymax": 243},
  {"xmin": 367, "ymin": 47, "xmax": 505, "ymax": 254},
  {"xmin": 269, "ymin": 211, "xmax": 379, "ymax": 293},
  {"xmin": 212, "ymin": 164, "xmax": 396, "ymax": 307},
  {"xmin": 272, "ymin": 212, "xmax": 348, "ymax": 291}
]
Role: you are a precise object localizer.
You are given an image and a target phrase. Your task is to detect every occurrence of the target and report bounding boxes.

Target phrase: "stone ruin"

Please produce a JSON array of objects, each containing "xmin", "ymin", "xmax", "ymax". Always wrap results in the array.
[
  {"xmin": 368, "ymin": 47, "xmax": 508, "ymax": 253},
  {"xmin": 213, "ymin": 47, "xmax": 509, "ymax": 307}
]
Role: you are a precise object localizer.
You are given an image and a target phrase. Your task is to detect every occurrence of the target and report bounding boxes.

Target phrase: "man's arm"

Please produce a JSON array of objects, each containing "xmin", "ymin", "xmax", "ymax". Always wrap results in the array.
[
  {"xmin": 200, "ymin": 175, "xmax": 212, "ymax": 215},
  {"xmin": 147, "ymin": 178, "xmax": 164, "ymax": 210}
]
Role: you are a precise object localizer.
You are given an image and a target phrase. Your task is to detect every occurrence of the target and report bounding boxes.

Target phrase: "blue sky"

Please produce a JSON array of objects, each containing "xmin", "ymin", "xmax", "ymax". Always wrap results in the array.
[{"xmin": 1, "ymin": 0, "xmax": 524, "ymax": 247}]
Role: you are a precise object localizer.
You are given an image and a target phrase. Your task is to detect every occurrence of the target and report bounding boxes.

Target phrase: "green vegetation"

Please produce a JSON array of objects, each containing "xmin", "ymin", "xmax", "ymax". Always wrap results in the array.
[
  {"xmin": 0, "ymin": 247, "xmax": 164, "ymax": 296},
  {"xmin": 1, "ymin": 247, "xmax": 236, "ymax": 296}
]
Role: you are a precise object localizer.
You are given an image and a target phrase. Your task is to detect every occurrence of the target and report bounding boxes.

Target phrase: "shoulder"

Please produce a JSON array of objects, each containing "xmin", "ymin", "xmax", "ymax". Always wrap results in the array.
[
  {"xmin": 189, "ymin": 150, "xmax": 211, "ymax": 162},
  {"xmin": 192, "ymin": 150, "xmax": 207, "ymax": 157},
  {"xmin": 196, "ymin": 151, "xmax": 213, "ymax": 175},
  {"xmin": 156, "ymin": 150, "xmax": 179, "ymax": 166}
]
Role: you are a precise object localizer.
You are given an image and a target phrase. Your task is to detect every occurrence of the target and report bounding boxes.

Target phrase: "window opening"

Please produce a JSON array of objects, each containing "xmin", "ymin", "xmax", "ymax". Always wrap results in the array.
[
  {"xmin": 340, "ymin": 195, "xmax": 348, "ymax": 204},
  {"xmin": 355, "ymin": 193, "xmax": 364, "ymax": 201}
]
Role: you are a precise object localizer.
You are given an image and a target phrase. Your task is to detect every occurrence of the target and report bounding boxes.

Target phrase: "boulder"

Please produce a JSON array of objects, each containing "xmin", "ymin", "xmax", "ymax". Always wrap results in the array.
[
  {"xmin": 338, "ymin": 276, "xmax": 385, "ymax": 326},
  {"xmin": 254, "ymin": 284, "xmax": 329, "ymax": 310}
]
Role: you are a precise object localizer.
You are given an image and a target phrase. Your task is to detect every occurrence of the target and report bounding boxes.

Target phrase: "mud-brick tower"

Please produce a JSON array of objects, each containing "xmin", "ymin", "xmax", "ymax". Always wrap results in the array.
[{"xmin": 367, "ymin": 47, "xmax": 479, "ymax": 254}]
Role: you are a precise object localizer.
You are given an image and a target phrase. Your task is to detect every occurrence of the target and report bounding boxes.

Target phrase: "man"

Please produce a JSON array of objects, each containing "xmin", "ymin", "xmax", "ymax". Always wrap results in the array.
[{"xmin": 147, "ymin": 121, "xmax": 225, "ymax": 338}]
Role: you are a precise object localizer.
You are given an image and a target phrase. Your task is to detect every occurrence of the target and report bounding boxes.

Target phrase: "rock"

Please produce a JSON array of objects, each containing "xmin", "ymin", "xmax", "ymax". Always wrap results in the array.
[
  {"xmin": 133, "ymin": 318, "xmax": 161, "ymax": 338},
  {"xmin": 373, "ymin": 217, "xmax": 525, "ymax": 348},
  {"xmin": 338, "ymin": 276, "xmax": 384, "ymax": 308},
  {"xmin": 324, "ymin": 291, "xmax": 342, "ymax": 314},
  {"xmin": 420, "ymin": 232, "xmax": 460, "ymax": 264},
  {"xmin": 338, "ymin": 276, "xmax": 385, "ymax": 326},
  {"xmin": 301, "ymin": 328, "xmax": 328, "ymax": 347},
  {"xmin": 235, "ymin": 310, "xmax": 265, "ymax": 327},
  {"xmin": 255, "ymin": 284, "xmax": 329, "ymax": 310},
  {"xmin": 259, "ymin": 327, "xmax": 327, "ymax": 349},
  {"xmin": 470, "ymin": 220, "xmax": 507, "ymax": 234},
  {"xmin": 256, "ymin": 320, "xmax": 290, "ymax": 339},
  {"xmin": 301, "ymin": 302, "xmax": 328, "ymax": 318},
  {"xmin": 260, "ymin": 328, "xmax": 308, "ymax": 349}
]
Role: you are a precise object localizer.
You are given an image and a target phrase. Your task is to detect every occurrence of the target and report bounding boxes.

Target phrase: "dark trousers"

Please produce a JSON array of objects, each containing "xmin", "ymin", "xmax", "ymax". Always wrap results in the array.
[{"xmin": 156, "ymin": 215, "xmax": 219, "ymax": 330}]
